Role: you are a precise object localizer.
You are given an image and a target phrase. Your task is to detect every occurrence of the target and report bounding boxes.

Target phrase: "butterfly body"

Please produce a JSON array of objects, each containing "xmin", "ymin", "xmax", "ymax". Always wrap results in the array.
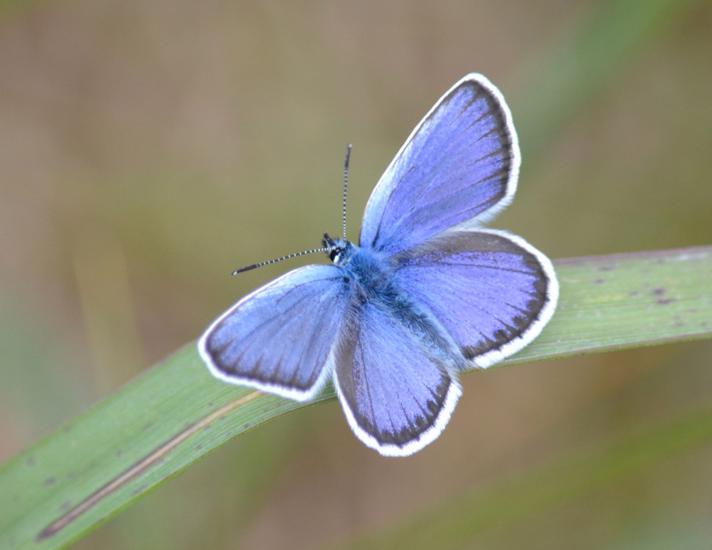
[
  {"xmin": 199, "ymin": 74, "xmax": 559, "ymax": 456},
  {"xmin": 323, "ymin": 232, "xmax": 463, "ymax": 369}
]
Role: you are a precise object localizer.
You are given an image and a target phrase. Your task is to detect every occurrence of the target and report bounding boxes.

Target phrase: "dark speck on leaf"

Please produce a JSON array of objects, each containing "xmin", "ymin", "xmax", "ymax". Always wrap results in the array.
[
  {"xmin": 25, "ymin": 456, "xmax": 35, "ymax": 467},
  {"xmin": 242, "ymin": 422, "xmax": 252, "ymax": 430},
  {"xmin": 629, "ymin": 290, "xmax": 639, "ymax": 297},
  {"xmin": 594, "ymin": 278, "xmax": 605, "ymax": 284},
  {"xmin": 43, "ymin": 477, "xmax": 56, "ymax": 487},
  {"xmin": 651, "ymin": 288, "xmax": 674, "ymax": 304},
  {"xmin": 598, "ymin": 265, "xmax": 615, "ymax": 272}
]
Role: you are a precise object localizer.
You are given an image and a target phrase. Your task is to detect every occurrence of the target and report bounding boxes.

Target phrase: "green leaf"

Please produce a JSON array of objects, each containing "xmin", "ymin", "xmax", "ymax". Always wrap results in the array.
[{"xmin": 1, "ymin": 246, "xmax": 711, "ymax": 549}]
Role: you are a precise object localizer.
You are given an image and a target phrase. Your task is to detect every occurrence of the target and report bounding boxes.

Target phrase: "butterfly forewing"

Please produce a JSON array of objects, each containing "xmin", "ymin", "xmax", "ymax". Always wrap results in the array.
[{"xmin": 360, "ymin": 73, "xmax": 520, "ymax": 254}]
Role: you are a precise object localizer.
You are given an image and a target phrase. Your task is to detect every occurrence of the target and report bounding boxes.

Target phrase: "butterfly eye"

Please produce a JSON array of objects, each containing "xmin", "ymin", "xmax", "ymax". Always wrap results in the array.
[{"xmin": 329, "ymin": 247, "xmax": 343, "ymax": 262}]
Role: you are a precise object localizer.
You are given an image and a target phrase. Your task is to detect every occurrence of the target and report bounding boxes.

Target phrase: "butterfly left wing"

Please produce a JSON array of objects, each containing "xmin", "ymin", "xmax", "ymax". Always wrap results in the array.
[
  {"xmin": 199, "ymin": 265, "xmax": 350, "ymax": 401},
  {"xmin": 333, "ymin": 299, "xmax": 462, "ymax": 457},
  {"xmin": 360, "ymin": 73, "xmax": 520, "ymax": 254},
  {"xmin": 391, "ymin": 229, "xmax": 558, "ymax": 368}
]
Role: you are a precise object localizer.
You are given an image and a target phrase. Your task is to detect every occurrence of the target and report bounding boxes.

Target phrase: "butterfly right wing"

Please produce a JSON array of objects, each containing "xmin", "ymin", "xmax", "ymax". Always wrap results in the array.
[
  {"xmin": 360, "ymin": 74, "xmax": 520, "ymax": 255},
  {"xmin": 199, "ymin": 265, "xmax": 351, "ymax": 401}
]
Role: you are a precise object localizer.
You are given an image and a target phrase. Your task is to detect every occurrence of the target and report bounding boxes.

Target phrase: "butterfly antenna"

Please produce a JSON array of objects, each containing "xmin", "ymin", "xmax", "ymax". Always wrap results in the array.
[
  {"xmin": 233, "ymin": 146, "xmax": 351, "ymax": 276},
  {"xmin": 341, "ymin": 143, "xmax": 352, "ymax": 240},
  {"xmin": 232, "ymin": 246, "xmax": 331, "ymax": 275}
]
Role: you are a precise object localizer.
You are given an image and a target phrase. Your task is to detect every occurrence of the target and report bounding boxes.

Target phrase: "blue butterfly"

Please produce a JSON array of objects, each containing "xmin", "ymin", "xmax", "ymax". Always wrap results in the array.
[{"xmin": 198, "ymin": 74, "xmax": 558, "ymax": 456}]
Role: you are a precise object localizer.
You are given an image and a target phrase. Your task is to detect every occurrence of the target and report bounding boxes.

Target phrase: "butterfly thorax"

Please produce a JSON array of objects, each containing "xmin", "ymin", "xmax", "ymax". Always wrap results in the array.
[
  {"xmin": 341, "ymin": 246, "xmax": 391, "ymax": 292},
  {"xmin": 322, "ymin": 234, "xmax": 386, "ymax": 287}
]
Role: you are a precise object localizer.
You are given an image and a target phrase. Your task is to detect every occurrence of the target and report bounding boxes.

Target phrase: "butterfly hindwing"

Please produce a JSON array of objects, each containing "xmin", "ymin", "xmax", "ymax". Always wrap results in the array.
[
  {"xmin": 199, "ymin": 265, "xmax": 350, "ymax": 401},
  {"xmin": 333, "ymin": 299, "xmax": 462, "ymax": 456},
  {"xmin": 360, "ymin": 73, "xmax": 520, "ymax": 254},
  {"xmin": 391, "ymin": 229, "xmax": 558, "ymax": 368}
]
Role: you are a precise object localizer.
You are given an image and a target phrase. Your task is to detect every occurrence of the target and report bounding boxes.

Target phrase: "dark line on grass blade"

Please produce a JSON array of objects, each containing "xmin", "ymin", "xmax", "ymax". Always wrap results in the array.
[{"xmin": 36, "ymin": 391, "xmax": 261, "ymax": 541}]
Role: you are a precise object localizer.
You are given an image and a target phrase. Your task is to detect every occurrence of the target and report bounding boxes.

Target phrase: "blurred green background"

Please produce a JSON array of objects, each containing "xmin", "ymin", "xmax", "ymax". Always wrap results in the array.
[{"xmin": 1, "ymin": 0, "xmax": 711, "ymax": 548}]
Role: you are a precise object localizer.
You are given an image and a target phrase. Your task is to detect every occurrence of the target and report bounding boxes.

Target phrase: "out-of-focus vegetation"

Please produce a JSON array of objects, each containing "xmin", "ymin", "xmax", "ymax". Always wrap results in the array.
[{"xmin": 0, "ymin": 1, "xmax": 711, "ymax": 548}]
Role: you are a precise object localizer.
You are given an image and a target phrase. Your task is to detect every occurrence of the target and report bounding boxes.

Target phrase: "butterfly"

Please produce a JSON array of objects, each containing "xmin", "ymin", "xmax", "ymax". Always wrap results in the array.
[{"xmin": 198, "ymin": 74, "xmax": 558, "ymax": 457}]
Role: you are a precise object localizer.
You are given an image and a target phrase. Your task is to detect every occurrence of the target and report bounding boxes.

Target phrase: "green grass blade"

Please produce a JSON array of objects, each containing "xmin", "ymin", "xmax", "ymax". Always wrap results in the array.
[{"xmin": 0, "ymin": 246, "xmax": 711, "ymax": 549}]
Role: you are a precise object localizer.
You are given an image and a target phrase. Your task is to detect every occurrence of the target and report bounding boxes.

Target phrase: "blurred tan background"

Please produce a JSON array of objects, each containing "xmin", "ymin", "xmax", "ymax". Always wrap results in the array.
[{"xmin": 1, "ymin": 1, "xmax": 712, "ymax": 548}]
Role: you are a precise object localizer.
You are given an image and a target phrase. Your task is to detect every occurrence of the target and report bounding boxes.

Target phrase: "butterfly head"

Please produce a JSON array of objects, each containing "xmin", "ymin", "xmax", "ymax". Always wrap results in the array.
[{"xmin": 323, "ymin": 233, "xmax": 354, "ymax": 265}]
